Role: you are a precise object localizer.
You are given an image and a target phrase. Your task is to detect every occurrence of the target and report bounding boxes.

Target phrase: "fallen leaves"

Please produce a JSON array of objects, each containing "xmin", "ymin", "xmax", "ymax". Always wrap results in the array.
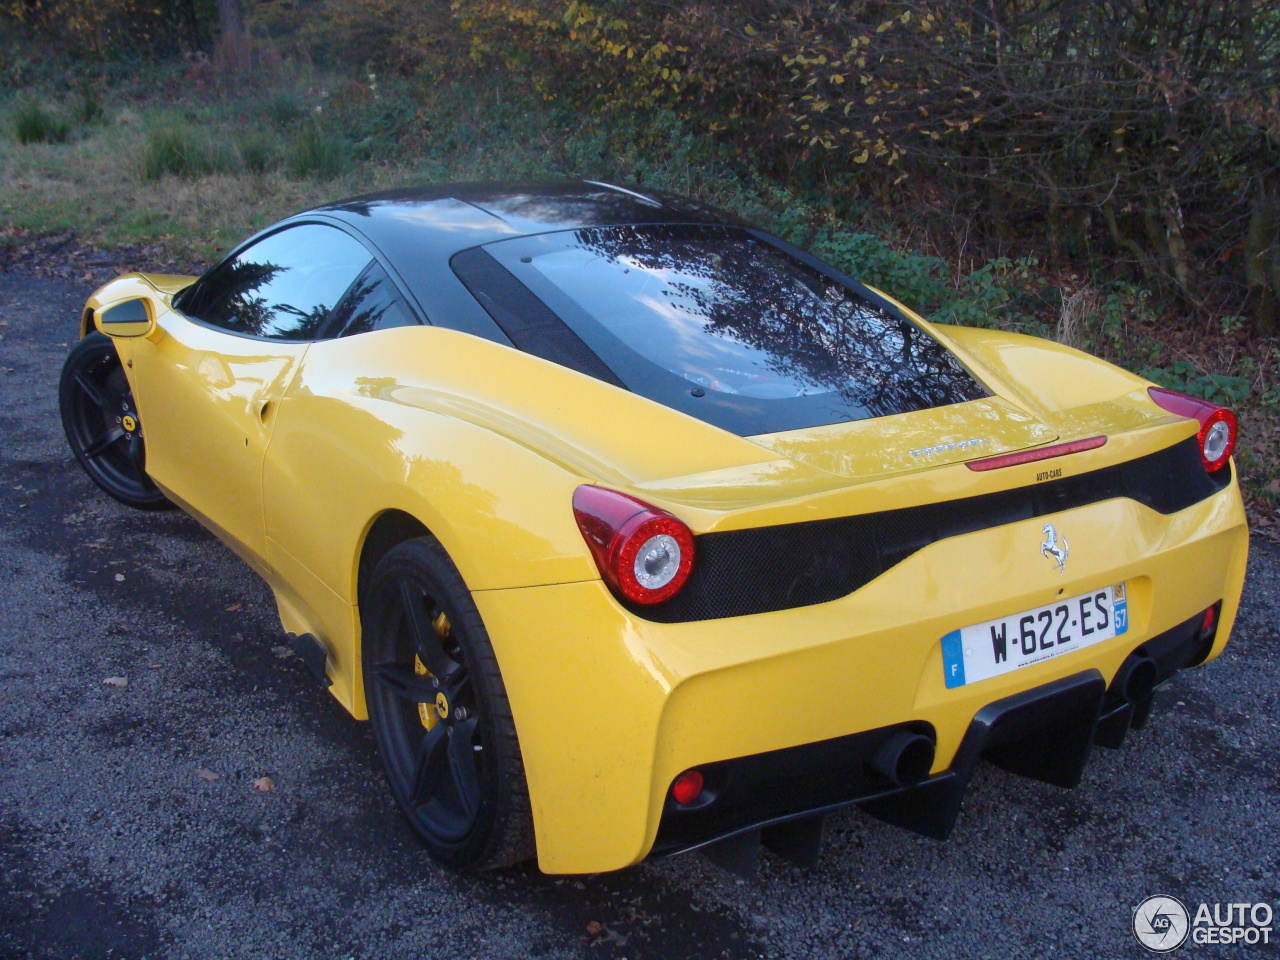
[
  {"xmin": 224, "ymin": 603, "xmax": 242, "ymax": 612},
  {"xmin": 251, "ymin": 776, "xmax": 275, "ymax": 793},
  {"xmin": 586, "ymin": 921, "xmax": 602, "ymax": 937},
  {"xmin": 195, "ymin": 767, "xmax": 220, "ymax": 782},
  {"xmin": 102, "ymin": 676, "xmax": 128, "ymax": 688},
  {"xmin": 114, "ymin": 573, "xmax": 125, "ymax": 582}
]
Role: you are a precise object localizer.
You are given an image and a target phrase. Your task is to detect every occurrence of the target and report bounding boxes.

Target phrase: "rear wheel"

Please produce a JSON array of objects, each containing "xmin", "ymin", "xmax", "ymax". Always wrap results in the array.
[
  {"xmin": 59, "ymin": 332, "xmax": 168, "ymax": 509},
  {"xmin": 362, "ymin": 536, "xmax": 534, "ymax": 870}
]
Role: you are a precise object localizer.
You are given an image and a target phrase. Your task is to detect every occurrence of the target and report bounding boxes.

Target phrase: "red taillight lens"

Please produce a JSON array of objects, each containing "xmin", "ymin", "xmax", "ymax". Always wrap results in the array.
[
  {"xmin": 1148, "ymin": 387, "xmax": 1237, "ymax": 473},
  {"xmin": 573, "ymin": 486, "xmax": 695, "ymax": 605},
  {"xmin": 671, "ymin": 769, "xmax": 704, "ymax": 805}
]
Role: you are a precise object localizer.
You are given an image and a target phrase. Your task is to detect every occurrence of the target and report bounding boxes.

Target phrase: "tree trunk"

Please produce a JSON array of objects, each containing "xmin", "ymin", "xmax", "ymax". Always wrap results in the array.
[
  {"xmin": 1245, "ymin": 178, "xmax": 1279, "ymax": 334},
  {"xmin": 217, "ymin": 0, "xmax": 244, "ymax": 38}
]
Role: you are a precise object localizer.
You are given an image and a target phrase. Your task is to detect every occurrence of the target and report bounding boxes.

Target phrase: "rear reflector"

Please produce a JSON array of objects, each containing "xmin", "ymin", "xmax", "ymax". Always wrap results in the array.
[
  {"xmin": 1201, "ymin": 605, "xmax": 1218, "ymax": 635},
  {"xmin": 965, "ymin": 435, "xmax": 1107, "ymax": 472},
  {"xmin": 671, "ymin": 769, "xmax": 705, "ymax": 805}
]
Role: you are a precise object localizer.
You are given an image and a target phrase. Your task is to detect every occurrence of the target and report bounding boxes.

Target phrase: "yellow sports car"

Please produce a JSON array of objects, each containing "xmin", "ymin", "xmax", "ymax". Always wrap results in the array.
[{"xmin": 59, "ymin": 182, "xmax": 1247, "ymax": 874}]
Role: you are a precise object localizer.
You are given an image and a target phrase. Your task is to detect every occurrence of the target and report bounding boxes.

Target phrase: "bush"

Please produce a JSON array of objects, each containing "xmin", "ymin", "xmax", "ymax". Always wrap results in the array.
[
  {"xmin": 264, "ymin": 90, "xmax": 307, "ymax": 129},
  {"xmin": 286, "ymin": 122, "xmax": 350, "ymax": 179},
  {"xmin": 13, "ymin": 101, "xmax": 70, "ymax": 144},
  {"xmin": 238, "ymin": 131, "xmax": 279, "ymax": 174},
  {"xmin": 1139, "ymin": 360, "xmax": 1253, "ymax": 407},
  {"xmin": 141, "ymin": 127, "xmax": 239, "ymax": 180}
]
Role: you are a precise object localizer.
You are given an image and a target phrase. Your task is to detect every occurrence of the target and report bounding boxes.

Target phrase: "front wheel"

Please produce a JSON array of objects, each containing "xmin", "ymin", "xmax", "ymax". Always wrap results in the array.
[
  {"xmin": 59, "ymin": 332, "xmax": 169, "ymax": 509},
  {"xmin": 362, "ymin": 536, "xmax": 535, "ymax": 870}
]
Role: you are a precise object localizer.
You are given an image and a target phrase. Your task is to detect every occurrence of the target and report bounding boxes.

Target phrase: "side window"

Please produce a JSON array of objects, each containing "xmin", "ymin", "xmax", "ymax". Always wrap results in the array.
[
  {"xmin": 180, "ymin": 224, "xmax": 372, "ymax": 340},
  {"xmin": 325, "ymin": 261, "xmax": 419, "ymax": 338}
]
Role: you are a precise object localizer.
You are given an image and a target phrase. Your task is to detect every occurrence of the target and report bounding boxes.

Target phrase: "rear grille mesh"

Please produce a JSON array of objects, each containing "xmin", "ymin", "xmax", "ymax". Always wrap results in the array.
[{"xmin": 633, "ymin": 437, "xmax": 1230, "ymax": 623}]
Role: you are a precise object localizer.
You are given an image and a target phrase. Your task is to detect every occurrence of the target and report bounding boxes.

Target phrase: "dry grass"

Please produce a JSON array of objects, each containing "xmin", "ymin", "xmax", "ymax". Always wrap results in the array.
[
  {"xmin": 0, "ymin": 106, "xmax": 381, "ymax": 260},
  {"xmin": 1055, "ymin": 285, "xmax": 1102, "ymax": 352}
]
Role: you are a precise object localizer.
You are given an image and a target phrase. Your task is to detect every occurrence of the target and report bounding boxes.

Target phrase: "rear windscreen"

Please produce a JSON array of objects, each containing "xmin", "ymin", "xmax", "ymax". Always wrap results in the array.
[{"xmin": 462, "ymin": 225, "xmax": 986, "ymax": 436}]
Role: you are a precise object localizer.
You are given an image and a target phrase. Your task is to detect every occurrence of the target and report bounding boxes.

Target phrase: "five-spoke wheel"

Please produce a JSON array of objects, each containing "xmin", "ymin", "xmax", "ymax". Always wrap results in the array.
[
  {"xmin": 363, "ymin": 537, "xmax": 534, "ymax": 869},
  {"xmin": 59, "ymin": 332, "xmax": 168, "ymax": 509}
]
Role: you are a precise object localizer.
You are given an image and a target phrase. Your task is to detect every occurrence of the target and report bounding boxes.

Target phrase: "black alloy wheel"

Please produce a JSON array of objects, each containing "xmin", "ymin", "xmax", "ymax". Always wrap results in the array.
[
  {"xmin": 59, "ymin": 332, "xmax": 169, "ymax": 509},
  {"xmin": 363, "ymin": 536, "xmax": 534, "ymax": 869}
]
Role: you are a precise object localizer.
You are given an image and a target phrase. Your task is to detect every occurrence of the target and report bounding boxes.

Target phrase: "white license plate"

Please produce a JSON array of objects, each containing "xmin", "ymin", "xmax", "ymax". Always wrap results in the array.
[{"xmin": 941, "ymin": 583, "xmax": 1129, "ymax": 689}]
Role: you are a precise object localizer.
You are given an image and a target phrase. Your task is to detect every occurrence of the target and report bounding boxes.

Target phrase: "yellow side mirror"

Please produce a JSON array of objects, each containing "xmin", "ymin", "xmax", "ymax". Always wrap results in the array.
[{"xmin": 95, "ymin": 298, "xmax": 154, "ymax": 338}]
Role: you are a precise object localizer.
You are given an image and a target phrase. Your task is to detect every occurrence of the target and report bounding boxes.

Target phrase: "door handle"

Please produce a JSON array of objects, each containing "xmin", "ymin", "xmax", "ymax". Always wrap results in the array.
[{"xmin": 258, "ymin": 399, "xmax": 272, "ymax": 422}]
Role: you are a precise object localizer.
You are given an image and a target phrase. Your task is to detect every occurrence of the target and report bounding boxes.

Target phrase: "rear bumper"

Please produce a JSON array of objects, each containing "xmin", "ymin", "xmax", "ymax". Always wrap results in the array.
[
  {"xmin": 652, "ymin": 606, "xmax": 1217, "ymax": 864},
  {"xmin": 474, "ymin": 477, "xmax": 1248, "ymax": 874}
]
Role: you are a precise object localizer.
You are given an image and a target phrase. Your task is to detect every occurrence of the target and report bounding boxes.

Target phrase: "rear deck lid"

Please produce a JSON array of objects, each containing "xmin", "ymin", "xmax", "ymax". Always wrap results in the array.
[{"xmin": 750, "ymin": 395, "xmax": 1058, "ymax": 480}]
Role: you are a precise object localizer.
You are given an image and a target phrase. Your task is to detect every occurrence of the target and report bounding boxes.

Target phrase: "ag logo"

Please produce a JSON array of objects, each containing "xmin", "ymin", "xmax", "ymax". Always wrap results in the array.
[
  {"xmin": 1040, "ymin": 523, "xmax": 1068, "ymax": 575},
  {"xmin": 1133, "ymin": 895, "xmax": 1190, "ymax": 953}
]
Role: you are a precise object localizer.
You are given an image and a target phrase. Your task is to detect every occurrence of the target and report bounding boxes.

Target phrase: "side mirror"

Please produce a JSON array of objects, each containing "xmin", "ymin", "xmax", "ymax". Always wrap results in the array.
[{"xmin": 95, "ymin": 297, "xmax": 154, "ymax": 338}]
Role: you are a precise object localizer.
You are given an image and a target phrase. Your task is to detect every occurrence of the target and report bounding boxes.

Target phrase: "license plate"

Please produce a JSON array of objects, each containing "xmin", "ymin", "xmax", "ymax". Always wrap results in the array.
[{"xmin": 941, "ymin": 583, "xmax": 1129, "ymax": 689}]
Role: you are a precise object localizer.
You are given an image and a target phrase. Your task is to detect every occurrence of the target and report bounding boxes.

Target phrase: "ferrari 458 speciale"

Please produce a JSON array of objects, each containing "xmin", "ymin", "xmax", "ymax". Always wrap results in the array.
[{"xmin": 60, "ymin": 181, "xmax": 1247, "ymax": 873}]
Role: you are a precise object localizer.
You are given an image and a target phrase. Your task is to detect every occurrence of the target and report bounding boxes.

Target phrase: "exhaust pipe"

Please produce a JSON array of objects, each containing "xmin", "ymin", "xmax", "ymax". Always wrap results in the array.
[
  {"xmin": 1113, "ymin": 653, "xmax": 1158, "ymax": 705},
  {"xmin": 872, "ymin": 731, "xmax": 936, "ymax": 787}
]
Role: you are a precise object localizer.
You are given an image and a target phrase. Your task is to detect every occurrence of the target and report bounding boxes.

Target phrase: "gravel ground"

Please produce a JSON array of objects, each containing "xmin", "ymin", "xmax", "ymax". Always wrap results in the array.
[{"xmin": 1, "ymin": 270, "xmax": 1277, "ymax": 960}]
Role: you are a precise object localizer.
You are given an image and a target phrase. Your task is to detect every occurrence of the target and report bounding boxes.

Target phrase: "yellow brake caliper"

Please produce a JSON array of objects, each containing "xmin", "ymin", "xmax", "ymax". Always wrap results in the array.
[{"xmin": 416, "ymin": 611, "xmax": 452, "ymax": 729}]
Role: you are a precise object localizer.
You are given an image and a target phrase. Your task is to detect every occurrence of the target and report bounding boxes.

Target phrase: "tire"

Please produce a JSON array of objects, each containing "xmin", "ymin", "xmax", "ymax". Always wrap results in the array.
[
  {"xmin": 59, "ymin": 332, "xmax": 169, "ymax": 510},
  {"xmin": 362, "ymin": 536, "xmax": 535, "ymax": 870}
]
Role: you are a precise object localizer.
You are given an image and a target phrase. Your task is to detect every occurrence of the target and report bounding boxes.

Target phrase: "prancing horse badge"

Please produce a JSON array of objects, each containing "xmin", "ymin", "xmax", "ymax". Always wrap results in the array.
[{"xmin": 1040, "ymin": 523, "xmax": 1068, "ymax": 574}]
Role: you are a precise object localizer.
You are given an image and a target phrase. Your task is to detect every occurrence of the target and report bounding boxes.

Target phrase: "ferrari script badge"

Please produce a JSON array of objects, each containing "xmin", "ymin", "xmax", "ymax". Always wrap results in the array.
[{"xmin": 1040, "ymin": 523, "xmax": 1068, "ymax": 575}]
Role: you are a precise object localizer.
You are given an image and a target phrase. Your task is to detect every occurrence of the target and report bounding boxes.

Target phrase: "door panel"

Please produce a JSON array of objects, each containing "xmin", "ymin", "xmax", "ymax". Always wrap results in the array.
[{"xmin": 130, "ymin": 307, "xmax": 307, "ymax": 564}]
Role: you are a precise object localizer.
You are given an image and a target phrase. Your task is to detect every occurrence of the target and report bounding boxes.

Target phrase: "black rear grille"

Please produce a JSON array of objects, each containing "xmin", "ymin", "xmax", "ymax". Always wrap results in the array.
[
  {"xmin": 651, "ymin": 720, "xmax": 933, "ymax": 855},
  {"xmin": 634, "ymin": 437, "xmax": 1230, "ymax": 623}
]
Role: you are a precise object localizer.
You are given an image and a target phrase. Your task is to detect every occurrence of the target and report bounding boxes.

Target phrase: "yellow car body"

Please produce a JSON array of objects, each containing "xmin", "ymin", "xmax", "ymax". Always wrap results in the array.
[{"xmin": 72, "ymin": 184, "xmax": 1247, "ymax": 874}]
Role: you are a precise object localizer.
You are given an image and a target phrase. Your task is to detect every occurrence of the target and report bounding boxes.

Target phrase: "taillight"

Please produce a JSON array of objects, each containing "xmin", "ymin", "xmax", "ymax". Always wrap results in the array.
[
  {"xmin": 572, "ymin": 486, "xmax": 695, "ymax": 604},
  {"xmin": 1148, "ymin": 387, "xmax": 1237, "ymax": 473}
]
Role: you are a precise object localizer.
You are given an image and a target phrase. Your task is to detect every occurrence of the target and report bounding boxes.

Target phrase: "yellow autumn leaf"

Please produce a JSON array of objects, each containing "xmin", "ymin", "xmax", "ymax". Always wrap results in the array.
[
  {"xmin": 853, "ymin": 149, "xmax": 870, "ymax": 163},
  {"xmin": 876, "ymin": 20, "xmax": 893, "ymax": 33},
  {"xmin": 831, "ymin": 74, "xmax": 844, "ymax": 84},
  {"xmin": 744, "ymin": 24, "xmax": 756, "ymax": 35}
]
